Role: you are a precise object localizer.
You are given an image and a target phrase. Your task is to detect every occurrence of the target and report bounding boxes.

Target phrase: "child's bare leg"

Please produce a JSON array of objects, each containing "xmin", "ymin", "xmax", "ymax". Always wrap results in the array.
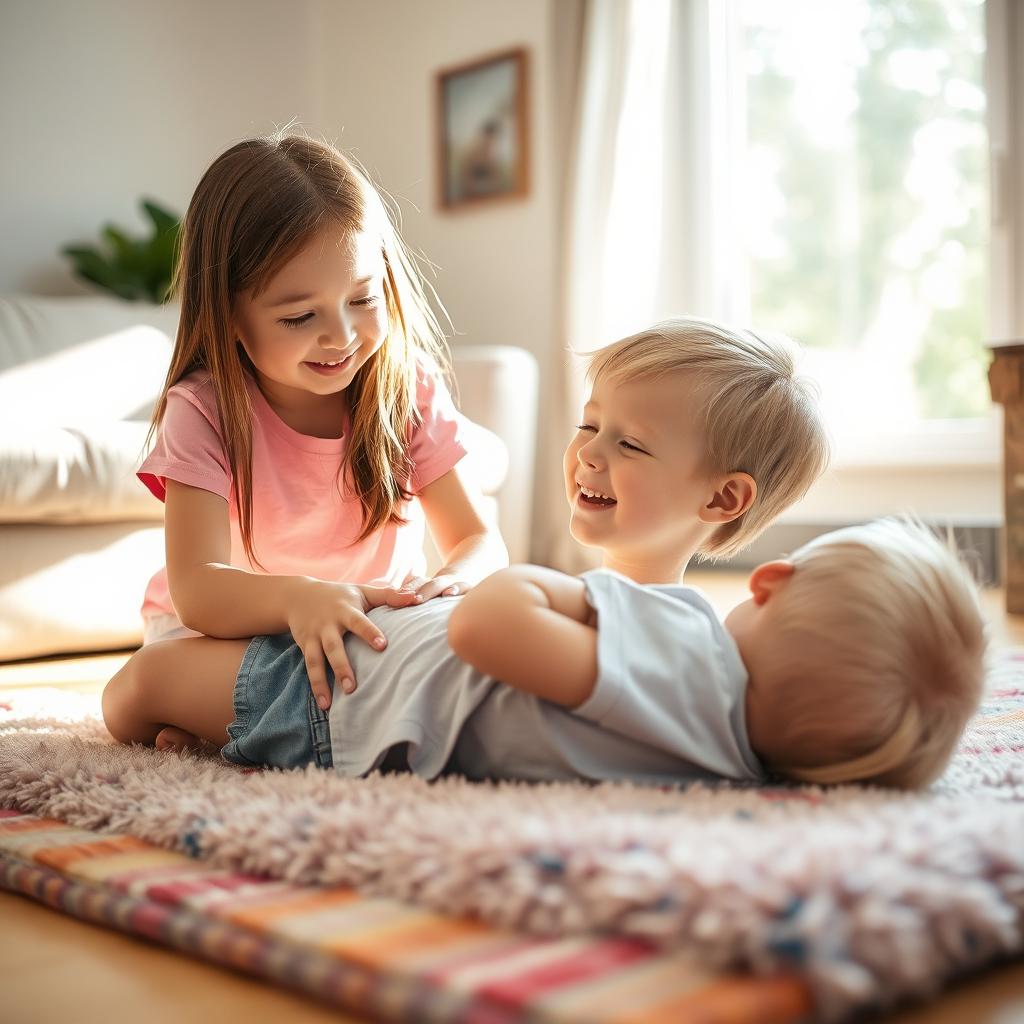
[{"xmin": 102, "ymin": 637, "xmax": 249, "ymax": 750}]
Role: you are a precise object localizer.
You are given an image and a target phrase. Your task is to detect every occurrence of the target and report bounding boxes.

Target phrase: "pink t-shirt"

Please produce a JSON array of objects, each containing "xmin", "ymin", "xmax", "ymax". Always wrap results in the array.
[{"xmin": 138, "ymin": 359, "xmax": 468, "ymax": 622}]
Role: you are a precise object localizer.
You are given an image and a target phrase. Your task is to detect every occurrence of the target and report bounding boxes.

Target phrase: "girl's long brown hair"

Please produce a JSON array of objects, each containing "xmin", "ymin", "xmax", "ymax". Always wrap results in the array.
[{"xmin": 151, "ymin": 133, "xmax": 451, "ymax": 566}]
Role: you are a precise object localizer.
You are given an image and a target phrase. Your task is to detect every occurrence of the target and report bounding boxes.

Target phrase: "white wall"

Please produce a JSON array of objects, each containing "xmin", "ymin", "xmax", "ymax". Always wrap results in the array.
[{"xmin": 0, "ymin": 0, "xmax": 324, "ymax": 294}]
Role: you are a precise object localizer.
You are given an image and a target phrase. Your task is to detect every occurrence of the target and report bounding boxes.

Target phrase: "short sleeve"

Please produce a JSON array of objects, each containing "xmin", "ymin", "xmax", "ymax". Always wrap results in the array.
[
  {"xmin": 573, "ymin": 570, "xmax": 764, "ymax": 781},
  {"xmin": 137, "ymin": 384, "xmax": 232, "ymax": 503},
  {"xmin": 408, "ymin": 358, "xmax": 469, "ymax": 493}
]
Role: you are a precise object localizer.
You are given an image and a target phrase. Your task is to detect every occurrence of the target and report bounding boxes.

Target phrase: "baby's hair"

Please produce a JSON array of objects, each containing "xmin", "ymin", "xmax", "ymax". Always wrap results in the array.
[
  {"xmin": 586, "ymin": 316, "xmax": 829, "ymax": 558},
  {"xmin": 152, "ymin": 130, "xmax": 450, "ymax": 565},
  {"xmin": 754, "ymin": 519, "xmax": 988, "ymax": 788}
]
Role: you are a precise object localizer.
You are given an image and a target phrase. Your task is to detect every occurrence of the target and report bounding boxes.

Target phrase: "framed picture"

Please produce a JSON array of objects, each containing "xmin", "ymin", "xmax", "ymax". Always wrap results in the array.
[{"xmin": 436, "ymin": 48, "xmax": 529, "ymax": 210}]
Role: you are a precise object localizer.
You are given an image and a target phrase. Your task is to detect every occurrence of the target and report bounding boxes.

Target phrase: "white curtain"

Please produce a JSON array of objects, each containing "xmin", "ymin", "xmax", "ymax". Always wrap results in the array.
[{"xmin": 541, "ymin": 0, "xmax": 747, "ymax": 571}]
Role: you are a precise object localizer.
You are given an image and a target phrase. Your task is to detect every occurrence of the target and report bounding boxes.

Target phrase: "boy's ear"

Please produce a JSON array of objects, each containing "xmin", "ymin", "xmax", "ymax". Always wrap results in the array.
[
  {"xmin": 700, "ymin": 472, "xmax": 757, "ymax": 524},
  {"xmin": 749, "ymin": 560, "xmax": 795, "ymax": 605}
]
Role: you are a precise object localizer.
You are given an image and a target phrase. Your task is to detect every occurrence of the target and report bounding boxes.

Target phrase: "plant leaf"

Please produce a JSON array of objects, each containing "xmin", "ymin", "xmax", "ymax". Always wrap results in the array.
[
  {"xmin": 62, "ymin": 245, "xmax": 140, "ymax": 300},
  {"xmin": 60, "ymin": 199, "xmax": 182, "ymax": 303},
  {"xmin": 141, "ymin": 199, "xmax": 180, "ymax": 237}
]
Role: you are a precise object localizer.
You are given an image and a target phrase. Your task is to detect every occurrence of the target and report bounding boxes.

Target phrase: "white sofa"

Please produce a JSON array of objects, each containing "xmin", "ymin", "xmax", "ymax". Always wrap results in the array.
[{"xmin": 0, "ymin": 294, "xmax": 537, "ymax": 662}]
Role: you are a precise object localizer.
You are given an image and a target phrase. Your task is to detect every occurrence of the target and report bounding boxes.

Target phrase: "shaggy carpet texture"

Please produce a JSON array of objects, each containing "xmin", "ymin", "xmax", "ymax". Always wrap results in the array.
[{"xmin": 2, "ymin": 675, "xmax": 1023, "ymax": 1023}]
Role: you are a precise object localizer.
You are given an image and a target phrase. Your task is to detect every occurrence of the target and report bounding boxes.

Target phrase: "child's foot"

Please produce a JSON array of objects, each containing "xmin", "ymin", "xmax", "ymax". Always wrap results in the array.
[{"xmin": 155, "ymin": 726, "xmax": 206, "ymax": 753}]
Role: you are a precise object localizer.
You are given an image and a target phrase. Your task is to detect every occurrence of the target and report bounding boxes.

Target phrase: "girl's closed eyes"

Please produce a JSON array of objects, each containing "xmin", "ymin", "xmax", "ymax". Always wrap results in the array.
[
  {"xmin": 280, "ymin": 295, "xmax": 381, "ymax": 329},
  {"xmin": 280, "ymin": 313, "xmax": 314, "ymax": 328}
]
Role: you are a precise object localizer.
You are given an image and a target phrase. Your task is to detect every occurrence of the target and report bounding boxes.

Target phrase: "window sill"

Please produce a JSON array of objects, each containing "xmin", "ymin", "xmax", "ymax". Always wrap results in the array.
[
  {"xmin": 827, "ymin": 414, "xmax": 1000, "ymax": 470},
  {"xmin": 779, "ymin": 415, "xmax": 1003, "ymax": 525}
]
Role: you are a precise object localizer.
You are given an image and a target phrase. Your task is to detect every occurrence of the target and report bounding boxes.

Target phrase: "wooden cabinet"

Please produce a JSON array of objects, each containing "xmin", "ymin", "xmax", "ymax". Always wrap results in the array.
[{"xmin": 989, "ymin": 344, "xmax": 1024, "ymax": 612}]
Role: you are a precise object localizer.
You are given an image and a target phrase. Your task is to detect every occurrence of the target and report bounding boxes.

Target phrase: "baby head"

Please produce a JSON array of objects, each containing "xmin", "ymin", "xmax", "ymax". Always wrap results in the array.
[
  {"xmin": 727, "ymin": 519, "xmax": 988, "ymax": 788},
  {"xmin": 565, "ymin": 316, "xmax": 829, "ymax": 579}
]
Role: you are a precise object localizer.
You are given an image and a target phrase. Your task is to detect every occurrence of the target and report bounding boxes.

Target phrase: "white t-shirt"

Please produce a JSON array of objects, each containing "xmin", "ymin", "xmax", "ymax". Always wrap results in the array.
[{"xmin": 328, "ymin": 569, "xmax": 765, "ymax": 786}]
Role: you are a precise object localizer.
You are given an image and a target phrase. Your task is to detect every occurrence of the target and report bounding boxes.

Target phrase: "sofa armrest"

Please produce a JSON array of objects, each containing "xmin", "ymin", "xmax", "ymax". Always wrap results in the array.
[{"xmin": 450, "ymin": 345, "xmax": 538, "ymax": 564}]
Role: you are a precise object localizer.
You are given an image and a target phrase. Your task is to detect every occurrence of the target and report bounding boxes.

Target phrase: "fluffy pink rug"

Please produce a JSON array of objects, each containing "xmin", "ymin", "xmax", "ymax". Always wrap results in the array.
[{"xmin": 2, "ymin": 670, "xmax": 1024, "ymax": 1022}]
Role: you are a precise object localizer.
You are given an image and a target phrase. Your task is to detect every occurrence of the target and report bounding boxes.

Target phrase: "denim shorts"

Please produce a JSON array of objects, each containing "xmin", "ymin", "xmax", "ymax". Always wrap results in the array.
[{"xmin": 222, "ymin": 633, "xmax": 335, "ymax": 770}]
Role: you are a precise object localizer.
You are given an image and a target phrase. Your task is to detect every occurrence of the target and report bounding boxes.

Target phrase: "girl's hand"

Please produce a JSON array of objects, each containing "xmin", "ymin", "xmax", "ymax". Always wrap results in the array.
[
  {"xmin": 399, "ymin": 571, "xmax": 472, "ymax": 603},
  {"xmin": 359, "ymin": 583, "xmax": 431, "ymax": 610},
  {"xmin": 286, "ymin": 581, "xmax": 418, "ymax": 708}
]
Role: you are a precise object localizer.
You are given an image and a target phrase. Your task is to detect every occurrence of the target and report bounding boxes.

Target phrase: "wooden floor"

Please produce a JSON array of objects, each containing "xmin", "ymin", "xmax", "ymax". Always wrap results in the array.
[{"xmin": 1, "ymin": 573, "xmax": 1023, "ymax": 1024}]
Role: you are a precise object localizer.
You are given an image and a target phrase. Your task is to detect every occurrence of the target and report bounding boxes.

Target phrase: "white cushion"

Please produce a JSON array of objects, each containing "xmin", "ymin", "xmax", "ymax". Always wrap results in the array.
[
  {"xmin": 0, "ymin": 420, "xmax": 161, "ymax": 524},
  {"xmin": 0, "ymin": 297, "xmax": 176, "ymax": 525},
  {"xmin": 0, "ymin": 296, "xmax": 177, "ymax": 420}
]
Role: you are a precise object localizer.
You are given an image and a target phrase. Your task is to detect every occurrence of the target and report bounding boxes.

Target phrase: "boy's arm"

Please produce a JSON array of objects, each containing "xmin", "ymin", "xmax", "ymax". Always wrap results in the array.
[{"xmin": 446, "ymin": 565, "xmax": 598, "ymax": 708}]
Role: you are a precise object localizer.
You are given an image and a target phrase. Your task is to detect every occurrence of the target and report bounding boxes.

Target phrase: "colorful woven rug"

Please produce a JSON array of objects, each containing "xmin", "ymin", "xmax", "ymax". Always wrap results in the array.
[
  {"xmin": 0, "ymin": 810, "xmax": 808, "ymax": 1023},
  {"xmin": 2, "ymin": 658, "xmax": 1024, "ymax": 1023}
]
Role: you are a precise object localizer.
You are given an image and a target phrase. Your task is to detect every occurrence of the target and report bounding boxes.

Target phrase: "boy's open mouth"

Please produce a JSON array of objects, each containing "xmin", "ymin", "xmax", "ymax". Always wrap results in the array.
[{"xmin": 578, "ymin": 485, "xmax": 617, "ymax": 508}]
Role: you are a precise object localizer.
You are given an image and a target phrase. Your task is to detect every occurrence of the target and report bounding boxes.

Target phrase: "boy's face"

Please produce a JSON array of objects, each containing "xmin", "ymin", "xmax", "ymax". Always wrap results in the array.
[{"xmin": 563, "ymin": 370, "xmax": 716, "ymax": 573}]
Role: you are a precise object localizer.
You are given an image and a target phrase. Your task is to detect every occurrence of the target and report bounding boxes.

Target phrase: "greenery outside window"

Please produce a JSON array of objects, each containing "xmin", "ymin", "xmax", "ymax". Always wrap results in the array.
[{"xmin": 737, "ymin": 0, "xmax": 990, "ymax": 456}]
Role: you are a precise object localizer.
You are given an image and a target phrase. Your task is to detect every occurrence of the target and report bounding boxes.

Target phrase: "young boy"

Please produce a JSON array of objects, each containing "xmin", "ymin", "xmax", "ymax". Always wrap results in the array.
[{"xmin": 103, "ymin": 318, "xmax": 988, "ymax": 788}]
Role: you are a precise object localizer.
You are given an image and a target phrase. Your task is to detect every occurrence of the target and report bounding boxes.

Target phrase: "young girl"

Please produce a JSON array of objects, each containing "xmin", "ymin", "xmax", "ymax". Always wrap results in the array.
[{"xmin": 134, "ymin": 132, "xmax": 508, "ymax": 748}]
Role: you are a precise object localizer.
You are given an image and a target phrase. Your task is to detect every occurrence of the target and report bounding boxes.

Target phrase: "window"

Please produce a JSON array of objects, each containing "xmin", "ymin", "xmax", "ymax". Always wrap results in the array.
[{"xmin": 737, "ymin": 0, "xmax": 990, "ymax": 448}]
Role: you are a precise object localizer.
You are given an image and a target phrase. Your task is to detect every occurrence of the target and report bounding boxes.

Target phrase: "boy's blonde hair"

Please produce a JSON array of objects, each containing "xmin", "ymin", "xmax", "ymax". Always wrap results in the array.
[
  {"xmin": 587, "ymin": 317, "xmax": 829, "ymax": 558},
  {"xmin": 754, "ymin": 519, "xmax": 988, "ymax": 789}
]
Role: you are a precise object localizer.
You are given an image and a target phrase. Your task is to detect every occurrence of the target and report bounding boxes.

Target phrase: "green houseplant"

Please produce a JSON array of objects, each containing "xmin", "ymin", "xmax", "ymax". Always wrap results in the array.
[{"xmin": 62, "ymin": 198, "xmax": 181, "ymax": 303}]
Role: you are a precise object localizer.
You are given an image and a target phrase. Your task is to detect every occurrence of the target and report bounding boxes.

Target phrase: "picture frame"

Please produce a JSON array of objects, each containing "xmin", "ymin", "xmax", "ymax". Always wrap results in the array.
[{"xmin": 436, "ymin": 47, "xmax": 530, "ymax": 210}]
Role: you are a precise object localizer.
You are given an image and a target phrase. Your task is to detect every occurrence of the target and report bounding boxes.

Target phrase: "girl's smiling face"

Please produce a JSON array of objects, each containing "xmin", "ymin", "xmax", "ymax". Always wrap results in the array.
[
  {"xmin": 562, "ymin": 370, "xmax": 721, "ymax": 581},
  {"xmin": 233, "ymin": 226, "xmax": 388, "ymax": 419}
]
